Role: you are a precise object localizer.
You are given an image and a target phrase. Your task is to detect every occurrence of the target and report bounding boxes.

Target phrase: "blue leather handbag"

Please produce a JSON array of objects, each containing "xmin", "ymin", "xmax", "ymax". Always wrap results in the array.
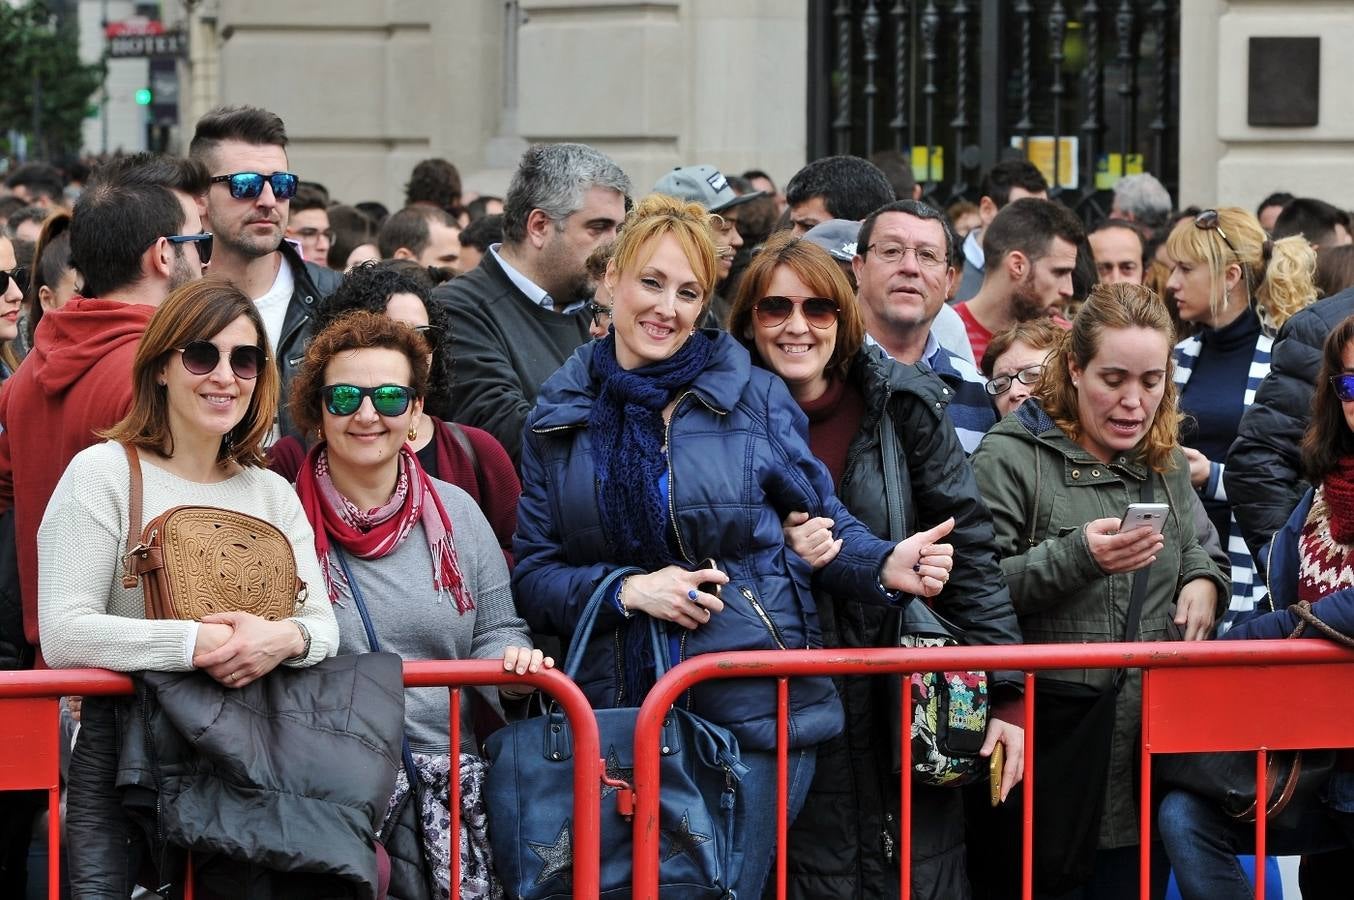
[{"xmin": 484, "ymin": 567, "xmax": 747, "ymax": 899}]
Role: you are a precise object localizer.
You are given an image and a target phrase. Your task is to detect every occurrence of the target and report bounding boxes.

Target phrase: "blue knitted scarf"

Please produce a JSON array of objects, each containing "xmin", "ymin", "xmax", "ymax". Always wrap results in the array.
[{"xmin": 588, "ymin": 330, "xmax": 714, "ymax": 701}]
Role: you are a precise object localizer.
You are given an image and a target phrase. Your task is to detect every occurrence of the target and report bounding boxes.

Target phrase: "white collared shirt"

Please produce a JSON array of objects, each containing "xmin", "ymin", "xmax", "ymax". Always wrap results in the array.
[
  {"xmin": 489, "ymin": 243, "xmax": 553, "ymax": 310},
  {"xmin": 489, "ymin": 243, "xmax": 586, "ymax": 314}
]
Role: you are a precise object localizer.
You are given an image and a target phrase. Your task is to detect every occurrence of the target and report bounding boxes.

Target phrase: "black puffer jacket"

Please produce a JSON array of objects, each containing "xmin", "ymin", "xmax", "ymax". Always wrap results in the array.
[
  {"xmin": 1226, "ymin": 287, "xmax": 1354, "ymax": 562},
  {"xmin": 112, "ymin": 653, "xmax": 404, "ymax": 899},
  {"xmin": 276, "ymin": 240, "xmax": 342, "ymax": 439},
  {"xmin": 783, "ymin": 350, "xmax": 1022, "ymax": 900}
]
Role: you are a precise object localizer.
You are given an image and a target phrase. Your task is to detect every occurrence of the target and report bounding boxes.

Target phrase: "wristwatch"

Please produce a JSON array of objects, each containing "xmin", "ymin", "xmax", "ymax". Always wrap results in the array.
[{"xmin": 285, "ymin": 620, "xmax": 312, "ymax": 664}]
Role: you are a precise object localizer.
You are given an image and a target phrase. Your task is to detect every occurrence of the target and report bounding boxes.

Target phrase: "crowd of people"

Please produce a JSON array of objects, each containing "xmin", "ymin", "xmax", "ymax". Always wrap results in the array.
[{"xmin": 2, "ymin": 101, "xmax": 1354, "ymax": 899}]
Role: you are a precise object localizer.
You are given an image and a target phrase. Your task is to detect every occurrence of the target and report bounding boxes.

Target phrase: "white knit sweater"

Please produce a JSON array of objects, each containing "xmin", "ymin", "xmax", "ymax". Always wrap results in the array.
[{"xmin": 37, "ymin": 441, "xmax": 338, "ymax": 671}]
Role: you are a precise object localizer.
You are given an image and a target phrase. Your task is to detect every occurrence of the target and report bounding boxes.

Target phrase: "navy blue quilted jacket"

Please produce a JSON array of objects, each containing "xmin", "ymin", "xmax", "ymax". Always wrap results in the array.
[{"xmin": 512, "ymin": 331, "xmax": 898, "ymax": 750}]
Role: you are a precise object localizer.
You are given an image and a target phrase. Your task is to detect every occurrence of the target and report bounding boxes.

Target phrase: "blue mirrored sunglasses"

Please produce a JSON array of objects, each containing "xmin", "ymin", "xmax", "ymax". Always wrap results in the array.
[{"xmin": 210, "ymin": 171, "xmax": 299, "ymax": 201}]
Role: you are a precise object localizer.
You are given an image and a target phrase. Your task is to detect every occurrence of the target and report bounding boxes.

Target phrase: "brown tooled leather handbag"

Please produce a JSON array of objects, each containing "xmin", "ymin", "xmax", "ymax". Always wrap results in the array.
[{"xmin": 119, "ymin": 444, "xmax": 306, "ymax": 621}]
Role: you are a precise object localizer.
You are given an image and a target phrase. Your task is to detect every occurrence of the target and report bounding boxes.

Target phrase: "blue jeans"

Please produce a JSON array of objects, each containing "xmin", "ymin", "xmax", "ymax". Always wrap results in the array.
[
  {"xmin": 1158, "ymin": 788, "xmax": 1354, "ymax": 900},
  {"xmin": 733, "ymin": 746, "xmax": 816, "ymax": 899}
]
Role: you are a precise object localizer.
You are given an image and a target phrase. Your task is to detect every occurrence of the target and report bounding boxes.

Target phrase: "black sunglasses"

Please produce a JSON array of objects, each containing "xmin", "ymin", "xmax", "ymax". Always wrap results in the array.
[
  {"xmin": 586, "ymin": 300, "xmax": 613, "ymax": 325},
  {"xmin": 210, "ymin": 171, "xmax": 299, "ymax": 201},
  {"xmin": 0, "ymin": 266, "xmax": 28, "ymax": 296},
  {"xmin": 1194, "ymin": 209, "xmax": 1240, "ymax": 260},
  {"xmin": 177, "ymin": 341, "xmax": 266, "ymax": 380},
  {"xmin": 323, "ymin": 384, "xmax": 415, "ymax": 417},
  {"xmin": 1330, "ymin": 374, "xmax": 1354, "ymax": 403},
  {"xmin": 165, "ymin": 232, "xmax": 213, "ymax": 265},
  {"xmin": 753, "ymin": 295, "xmax": 841, "ymax": 330},
  {"xmin": 411, "ymin": 324, "xmax": 441, "ymax": 347}
]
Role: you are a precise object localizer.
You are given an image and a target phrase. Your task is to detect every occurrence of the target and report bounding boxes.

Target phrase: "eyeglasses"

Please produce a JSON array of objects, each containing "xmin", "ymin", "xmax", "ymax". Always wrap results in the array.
[
  {"xmin": 0, "ymin": 266, "xmax": 27, "ymax": 296},
  {"xmin": 323, "ymin": 383, "xmax": 415, "ymax": 417},
  {"xmin": 864, "ymin": 242, "xmax": 948, "ymax": 268},
  {"xmin": 290, "ymin": 226, "xmax": 335, "ymax": 242},
  {"xmin": 165, "ymin": 232, "xmax": 213, "ymax": 264},
  {"xmin": 210, "ymin": 171, "xmax": 300, "ymax": 201},
  {"xmin": 176, "ymin": 341, "xmax": 266, "ymax": 380},
  {"xmin": 586, "ymin": 300, "xmax": 613, "ymax": 325},
  {"xmin": 1194, "ymin": 209, "xmax": 1239, "ymax": 260},
  {"xmin": 753, "ymin": 295, "xmax": 841, "ymax": 330},
  {"xmin": 1330, "ymin": 374, "xmax": 1354, "ymax": 402},
  {"xmin": 985, "ymin": 364, "xmax": 1045, "ymax": 397}
]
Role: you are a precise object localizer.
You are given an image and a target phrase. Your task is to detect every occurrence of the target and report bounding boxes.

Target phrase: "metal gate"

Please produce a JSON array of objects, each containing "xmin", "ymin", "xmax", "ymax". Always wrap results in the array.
[{"xmin": 807, "ymin": 0, "xmax": 1179, "ymax": 215}]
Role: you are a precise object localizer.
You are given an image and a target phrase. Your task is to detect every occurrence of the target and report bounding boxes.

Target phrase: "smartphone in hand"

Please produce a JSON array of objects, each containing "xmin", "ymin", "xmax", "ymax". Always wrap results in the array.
[
  {"xmin": 989, "ymin": 742, "xmax": 1005, "ymax": 806},
  {"xmin": 1120, "ymin": 502, "xmax": 1169, "ymax": 536}
]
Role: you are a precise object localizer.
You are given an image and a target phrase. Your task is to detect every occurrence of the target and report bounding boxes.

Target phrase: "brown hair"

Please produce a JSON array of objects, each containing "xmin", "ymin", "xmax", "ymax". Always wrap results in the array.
[
  {"xmin": 288, "ymin": 310, "xmax": 431, "ymax": 436},
  {"xmin": 102, "ymin": 278, "xmax": 277, "ymax": 467},
  {"xmin": 1164, "ymin": 206, "xmax": 1317, "ymax": 331},
  {"xmin": 728, "ymin": 231, "xmax": 865, "ymax": 382},
  {"xmin": 1301, "ymin": 314, "xmax": 1354, "ymax": 483},
  {"xmin": 1316, "ymin": 245, "xmax": 1354, "ymax": 300},
  {"xmin": 1036, "ymin": 282, "xmax": 1182, "ymax": 472},
  {"xmin": 584, "ymin": 239, "xmax": 615, "ymax": 282},
  {"xmin": 980, "ymin": 319, "xmax": 1064, "ymax": 378},
  {"xmin": 607, "ymin": 194, "xmax": 719, "ymax": 306}
]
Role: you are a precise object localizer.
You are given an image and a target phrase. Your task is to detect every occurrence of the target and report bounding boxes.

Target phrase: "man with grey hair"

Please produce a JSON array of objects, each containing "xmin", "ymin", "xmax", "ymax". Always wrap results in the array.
[
  {"xmin": 1110, "ymin": 172, "xmax": 1172, "ymax": 241},
  {"xmin": 432, "ymin": 142, "xmax": 630, "ymax": 464}
]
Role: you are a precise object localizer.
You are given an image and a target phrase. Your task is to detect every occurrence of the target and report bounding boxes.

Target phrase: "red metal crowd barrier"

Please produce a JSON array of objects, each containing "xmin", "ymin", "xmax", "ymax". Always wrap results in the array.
[
  {"xmin": 0, "ymin": 660, "xmax": 603, "ymax": 900},
  {"xmin": 631, "ymin": 639, "xmax": 1354, "ymax": 900}
]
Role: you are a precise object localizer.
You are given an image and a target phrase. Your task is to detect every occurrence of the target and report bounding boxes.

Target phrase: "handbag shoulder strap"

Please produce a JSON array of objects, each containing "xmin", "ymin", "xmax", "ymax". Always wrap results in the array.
[
  {"xmin": 878, "ymin": 408, "xmax": 906, "ymax": 543},
  {"xmin": 444, "ymin": 421, "xmax": 487, "ymax": 501},
  {"xmin": 121, "ymin": 443, "xmax": 144, "ymax": 590},
  {"xmin": 564, "ymin": 566, "xmax": 646, "ymax": 679},
  {"xmin": 333, "ymin": 547, "xmax": 427, "ymax": 780},
  {"xmin": 1121, "ymin": 474, "xmax": 1154, "ymax": 645}
]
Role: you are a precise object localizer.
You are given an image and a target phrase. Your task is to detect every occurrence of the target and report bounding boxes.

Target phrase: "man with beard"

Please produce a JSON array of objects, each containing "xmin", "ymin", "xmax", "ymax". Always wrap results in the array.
[
  {"xmin": 190, "ymin": 105, "xmax": 341, "ymax": 438},
  {"xmin": 954, "ymin": 197, "xmax": 1082, "ymax": 363},
  {"xmin": 854, "ymin": 199, "xmax": 996, "ymax": 453},
  {"xmin": 0, "ymin": 152, "xmax": 210, "ymax": 663},
  {"xmin": 431, "ymin": 142, "xmax": 629, "ymax": 465}
]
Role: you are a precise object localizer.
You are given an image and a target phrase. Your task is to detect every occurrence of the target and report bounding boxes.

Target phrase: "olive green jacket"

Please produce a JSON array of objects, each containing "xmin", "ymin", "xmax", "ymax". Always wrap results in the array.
[{"xmin": 970, "ymin": 402, "xmax": 1229, "ymax": 848}]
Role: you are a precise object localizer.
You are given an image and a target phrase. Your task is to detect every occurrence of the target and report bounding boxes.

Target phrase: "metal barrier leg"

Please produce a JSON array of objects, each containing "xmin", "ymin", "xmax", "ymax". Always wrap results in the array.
[
  {"xmin": 775, "ymin": 677, "xmax": 789, "ymax": 900},
  {"xmin": 450, "ymin": 688, "xmax": 462, "ymax": 896},
  {"xmin": 1254, "ymin": 750, "xmax": 1267, "ymax": 900},
  {"xmin": 899, "ymin": 671, "xmax": 912, "ymax": 900},
  {"xmin": 1023, "ymin": 673, "xmax": 1035, "ymax": 900}
]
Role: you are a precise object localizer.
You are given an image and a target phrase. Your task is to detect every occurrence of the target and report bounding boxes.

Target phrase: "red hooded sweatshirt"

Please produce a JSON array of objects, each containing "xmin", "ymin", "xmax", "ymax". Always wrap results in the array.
[{"xmin": 0, "ymin": 297, "xmax": 156, "ymax": 653}]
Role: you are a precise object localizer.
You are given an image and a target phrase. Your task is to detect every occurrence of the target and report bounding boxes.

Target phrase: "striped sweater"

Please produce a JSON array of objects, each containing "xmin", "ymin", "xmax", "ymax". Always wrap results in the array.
[{"xmin": 1173, "ymin": 329, "xmax": 1273, "ymax": 629}]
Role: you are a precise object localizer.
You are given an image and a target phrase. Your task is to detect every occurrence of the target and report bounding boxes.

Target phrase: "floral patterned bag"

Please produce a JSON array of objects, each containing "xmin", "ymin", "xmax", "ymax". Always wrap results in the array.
[
  {"xmin": 899, "ymin": 601, "xmax": 989, "ymax": 786},
  {"xmin": 876, "ymin": 407, "xmax": 988, "ymax": 785}
]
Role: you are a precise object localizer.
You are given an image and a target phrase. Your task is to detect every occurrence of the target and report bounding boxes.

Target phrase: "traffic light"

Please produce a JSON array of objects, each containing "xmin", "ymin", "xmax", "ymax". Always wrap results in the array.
[{"xmin": 134, "ymin": 88, "xmax": 153, "ymax": 105}]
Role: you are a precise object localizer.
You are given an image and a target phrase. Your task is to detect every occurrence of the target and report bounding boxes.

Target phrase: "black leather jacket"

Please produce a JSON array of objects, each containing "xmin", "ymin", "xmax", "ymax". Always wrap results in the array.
[
  {"xmin": 784, "ymin": 349, "xmax": 1021, "ymax": 900},
  {"xmin": 276, "ymin": 240, "xmax": 342, "ymax": 439},
  {"xmin": 109, "ymin": 653, "xmax": 404, "ymax": 899},
  {"xmin": 1227, "ymin": 287, "xmax": 1354, "ymax": 562}
]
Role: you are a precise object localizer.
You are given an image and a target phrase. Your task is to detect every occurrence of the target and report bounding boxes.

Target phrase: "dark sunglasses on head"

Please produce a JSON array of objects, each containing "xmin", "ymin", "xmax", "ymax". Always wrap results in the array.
[
  {"xmin": 1330, "ymin": 374, "xmax": 1354, "ymax": 402},
  {"xmin": 210, "ymin": 171, "xmax": 299, "ymax": 201},
  {"xmin": 177, "ymin": 341, "xmax": 266, "ymax": 380},
  {"xmin": 0, "ymin": 266, "xmax": 28, "ymax": 296},
  {"xmin": 411, "ymin": 324, "xmax": 441, "ymax": 346},
  {"xmin": 753, "ymin": 295, "xmax": 841, "ymax": 330},
  {"xmin": 1194, "ymin": 209, "xmax": 1240, "ymax": 259},
  {"xmin": 323, "ymin": 383, "xmax": 415, "ymax": 417},
  {"xmin": 165, "ymin": 232, "xmax": 213, "ymax": 264}
]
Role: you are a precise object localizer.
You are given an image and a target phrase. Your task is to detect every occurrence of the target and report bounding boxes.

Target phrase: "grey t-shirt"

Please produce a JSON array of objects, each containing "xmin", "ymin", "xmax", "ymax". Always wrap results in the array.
[{"xmin": 331, "ymin": 479, "xmax": 531, "ymax": 753}]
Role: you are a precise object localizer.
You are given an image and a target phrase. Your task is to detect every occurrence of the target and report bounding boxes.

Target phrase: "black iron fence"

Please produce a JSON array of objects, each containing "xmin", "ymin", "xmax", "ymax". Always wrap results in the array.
[{"xmin": 807, "ymin": 0, "xmax": 1179, "ymax": 217}]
